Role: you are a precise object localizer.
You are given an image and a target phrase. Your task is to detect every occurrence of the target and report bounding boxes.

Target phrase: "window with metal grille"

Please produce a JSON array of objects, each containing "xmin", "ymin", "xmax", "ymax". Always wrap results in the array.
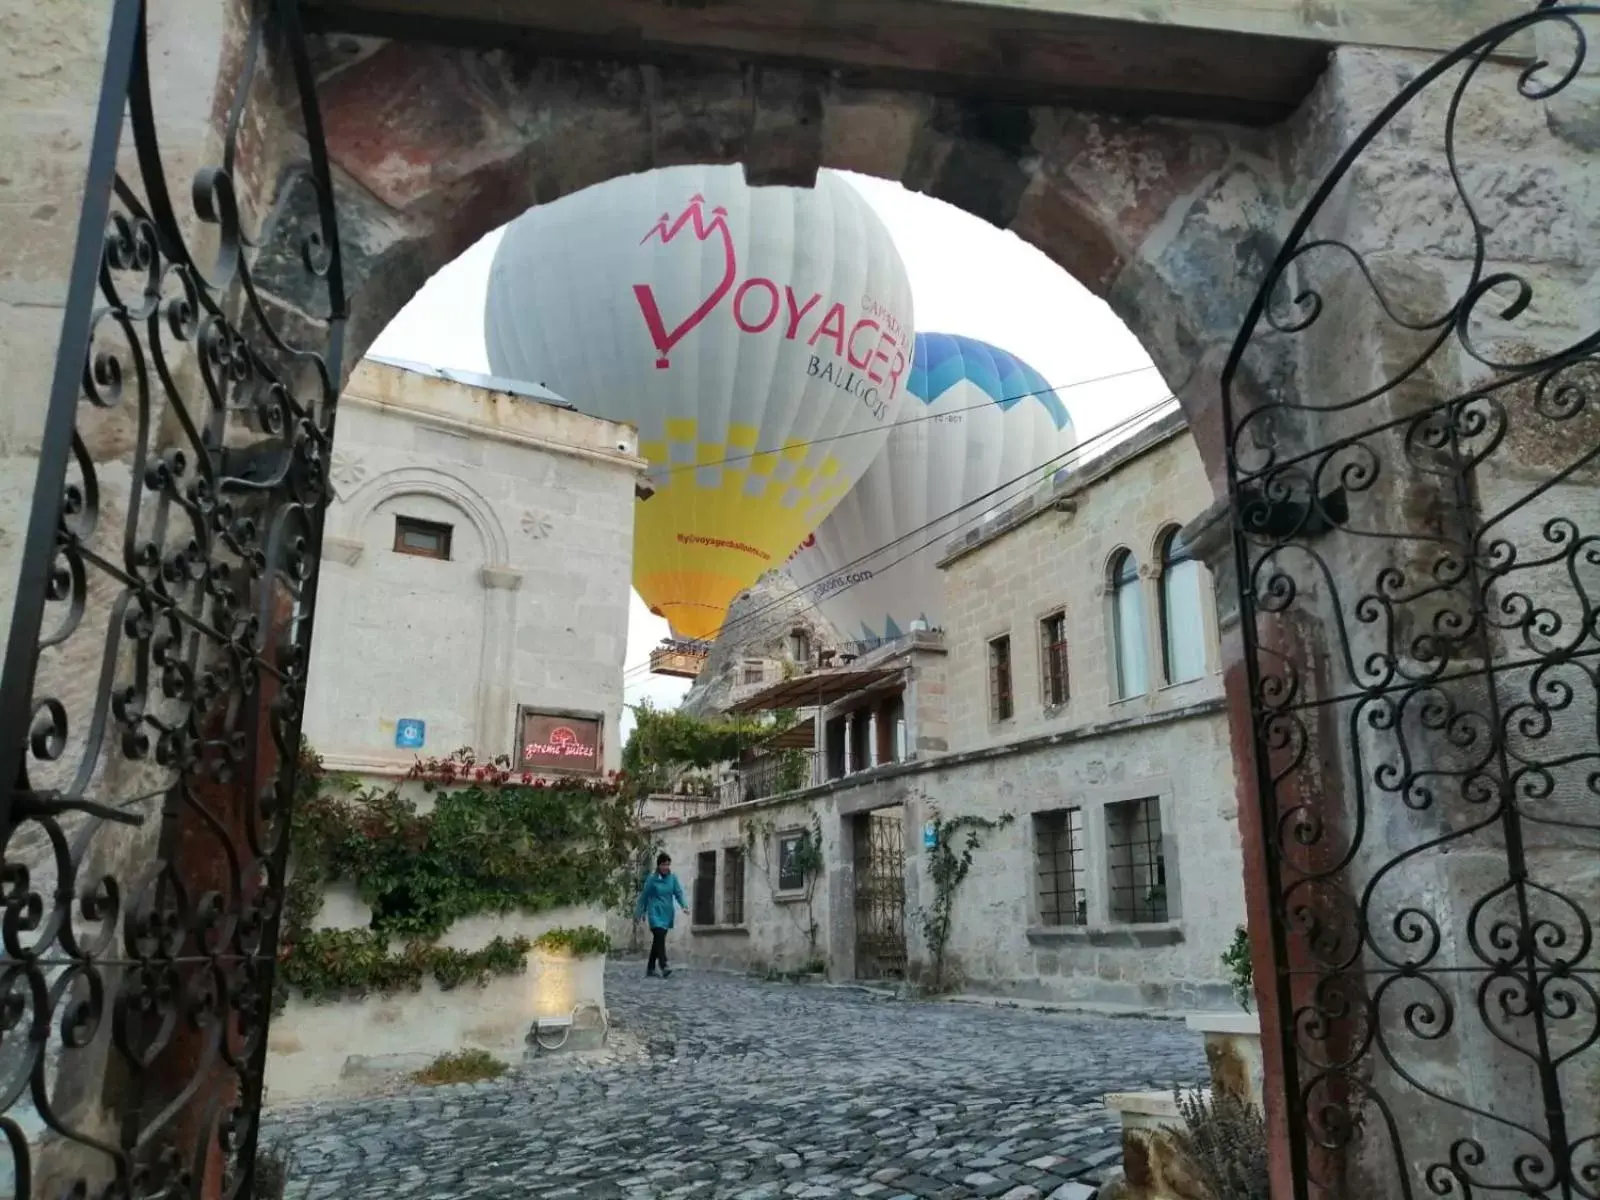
[
  {"xmin": 988, "ymin": 634, "xmax": 1014, "ymax": 721},
  {"xmin": 393, "ymin": 515, "xmax": 452, "ymax": 560},
  {"xmin": 1106, "ymin": 797, "xmax": 1168, "ymax": 923},
  {"xmin": 742, "ymin": 660, "xmax": 765, "ymax": 686},
  {"xmin": 1040, "ymin": 611, "xmax": 1069, "ymax": 707},
  {"xmin": 722, "ymin": 846, "xmax": 745, "ymax": 925},
  {"xmin": 693, "ymin": 850, "xmax": 718, "ymax": 925},
  {"xmin": 1034, "ymin": 809, "xmax": 1086, "ymax": 926}
]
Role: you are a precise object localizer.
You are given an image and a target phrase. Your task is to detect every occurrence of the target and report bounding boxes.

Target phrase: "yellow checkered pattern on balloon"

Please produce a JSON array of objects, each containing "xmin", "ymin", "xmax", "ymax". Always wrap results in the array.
[{"xmin": 628, "ymin": 415, "xmax": 852, "ymax": 639}]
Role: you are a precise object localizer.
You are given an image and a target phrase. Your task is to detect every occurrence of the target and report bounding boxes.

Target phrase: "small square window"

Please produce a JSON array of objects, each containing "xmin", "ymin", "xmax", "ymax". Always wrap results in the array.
[
  {"xmin": 1107, "ymin": 797, "xmax": 1168, "ymax": 924},
  {"xmin": 988, "ymin": 635, "xmax": 1014, "ymax": 722},
  {"xmin": 742, "ymin": 660, "xmax": 765, "ymax": 686},
  {"xmin": 1040, "ymin": 612, "xmax": 1069, "ymax": 707},
  {"xmin": 394, "ymin": 516, "xmax": 452, "ymax": 560}
]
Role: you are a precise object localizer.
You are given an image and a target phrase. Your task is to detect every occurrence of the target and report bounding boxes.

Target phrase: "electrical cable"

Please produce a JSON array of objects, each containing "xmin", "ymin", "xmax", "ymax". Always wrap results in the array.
[{"xmin": 620, "ymin": 392, "xmax": 1179, "ymax": 685}]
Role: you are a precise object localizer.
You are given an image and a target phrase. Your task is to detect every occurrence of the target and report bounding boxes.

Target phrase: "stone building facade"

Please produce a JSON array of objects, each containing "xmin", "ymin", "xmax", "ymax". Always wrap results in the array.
[
  {"xmin": 645, "ymin": 415, "xmax": 1247, "ymax": 1012},
  {"xmin": 302, "ymin": 356, "xmax": 646, "ymax": 776}
]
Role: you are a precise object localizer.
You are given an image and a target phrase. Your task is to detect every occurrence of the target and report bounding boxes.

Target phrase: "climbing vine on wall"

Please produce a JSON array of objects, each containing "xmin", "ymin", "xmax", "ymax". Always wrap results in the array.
[
  {"xmin": 918, "ymin": 810, "xmax": 1016, "ymax": 993},
  {"xmin": 279, "ymin": 745, "xmax": 643, "ymax": 1004},
  {"xmin": 740, "ymin": 813, "xmax": 827, "ymax": 965}
]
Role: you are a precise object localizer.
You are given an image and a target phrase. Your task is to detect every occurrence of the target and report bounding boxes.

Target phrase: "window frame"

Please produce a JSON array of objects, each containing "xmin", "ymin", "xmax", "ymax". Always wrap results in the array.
[
  {"xmin": 1109, "ymin": 548, "xmax": 1148, "ymax": 700},
  {"xmin": 988, "ymin": 633, "xmax": 1014, "ymax": 723},
  {"xmin": 721, "ymin": 845, "xmax": 746, "ymax": 926},
  {"xmin": 1033, "ymin": 808, "xmax": 1087, "ymax": 927},
  {"xmin": 788, "ymin": 629, "xmax": 812, "ymax": 665},
  {"xmin": 692, "ymin": 850, "xmax": 719, "ymax": 926},
  {"xmin": 1105, "ymin": 796, "xmax": 1168, "ymax": 925},
  {"xmin": 776, "ymin": 828, "xmax": 809, "ymax": 894},
  {"xmin": 1158, "ymin": 526, "xmax": 1206, "ymax": 686},
  {"xmin": 1039, "ymin": 609, "xmax": 1069, "ymax": 708},
  {"xmin": 393, "ymin": 515, "xmax": 453, "ymax": 560}
]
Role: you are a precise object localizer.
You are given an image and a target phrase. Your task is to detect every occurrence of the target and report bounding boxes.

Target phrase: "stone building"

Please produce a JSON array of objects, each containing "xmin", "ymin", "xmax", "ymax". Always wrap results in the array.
[
  {"xmin": 645, "ymin": 413, "xmax": 1248, "ymax": 1012},
  {"xmin": 301, "ymin": 356, "xmax": 647, "ymax": 777}
]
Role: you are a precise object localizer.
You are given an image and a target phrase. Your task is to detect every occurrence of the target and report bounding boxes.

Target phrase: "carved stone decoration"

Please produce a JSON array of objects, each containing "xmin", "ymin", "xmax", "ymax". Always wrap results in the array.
[
  {"xmin": 521, "ymin": 510, "xmax": 553, "ymax": 540},
  {"xmin": 330, "ymin": 449, "xmax": 368, "ymax": 499}
]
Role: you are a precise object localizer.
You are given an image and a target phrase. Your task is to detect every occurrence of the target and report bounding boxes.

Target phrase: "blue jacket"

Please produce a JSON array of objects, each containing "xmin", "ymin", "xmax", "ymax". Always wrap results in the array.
[{"xmin": 636, "ymin": 872, "xmax": 688, "ymax": 930}]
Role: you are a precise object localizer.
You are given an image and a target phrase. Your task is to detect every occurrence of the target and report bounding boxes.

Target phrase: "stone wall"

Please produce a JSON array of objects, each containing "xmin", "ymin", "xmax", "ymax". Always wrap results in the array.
[
  {"xmin": 613, "ymin": 793, "xmax": 845, "ymax": 976},
  {"xmin": 302, "ymin": 357, "xmax": 643, "ymax": 774},
  {"xmin": 940, "ymin": 414, "xmax": 1221, "ymax": 753},
  {"xmin": 266, "ymin": 886, "xmax": 608, "ymax": 1103},
  {"xmin": 645, "ymin": 696, "xmax": 1244, "ymax": 1011}
]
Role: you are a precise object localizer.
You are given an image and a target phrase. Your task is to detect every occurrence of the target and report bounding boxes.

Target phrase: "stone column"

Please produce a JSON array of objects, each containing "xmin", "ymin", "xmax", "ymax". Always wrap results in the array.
[{"xmin": 476, "ymin": 565, "xmax": 523, "ymax": 758}]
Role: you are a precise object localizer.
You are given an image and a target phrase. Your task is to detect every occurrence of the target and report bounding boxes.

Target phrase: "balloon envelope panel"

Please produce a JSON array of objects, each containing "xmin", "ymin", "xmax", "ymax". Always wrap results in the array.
[
  {"xmin": 787, "ymin": 332, "xmax": 1076, "ymax": 643},
  {"xmin": 485, "ymin": 165, "xmax": 914, "ymax": 639}
]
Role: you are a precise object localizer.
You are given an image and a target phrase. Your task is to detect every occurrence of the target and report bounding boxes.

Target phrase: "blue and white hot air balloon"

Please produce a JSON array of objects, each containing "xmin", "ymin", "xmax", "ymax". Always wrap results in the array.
[{"xmin": 786, "ymin": 333, "xmax": 1076, "ymax": 642}]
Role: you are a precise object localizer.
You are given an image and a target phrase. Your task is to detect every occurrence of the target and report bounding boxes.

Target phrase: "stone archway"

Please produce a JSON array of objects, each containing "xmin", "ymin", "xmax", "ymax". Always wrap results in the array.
[
  {"xmin": 308, "ymin": 38, "xmax": 1288, "ymax": 494},
  {"xmin": 2, "ymin": 3, "xmax": 1596, "ymax": 1199}
]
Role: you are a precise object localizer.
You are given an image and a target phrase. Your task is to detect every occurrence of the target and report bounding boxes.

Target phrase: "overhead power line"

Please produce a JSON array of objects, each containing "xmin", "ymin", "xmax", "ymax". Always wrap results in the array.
[{"xmin": 621, "ymin": 392, "xmax": 1180, "ymax": 686}]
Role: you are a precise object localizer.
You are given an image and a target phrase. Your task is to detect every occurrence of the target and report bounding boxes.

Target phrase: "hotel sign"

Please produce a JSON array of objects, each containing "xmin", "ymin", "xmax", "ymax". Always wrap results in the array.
[{"xmin": 518, "ymin": 707, "xmax": 602, "ymax": 776}]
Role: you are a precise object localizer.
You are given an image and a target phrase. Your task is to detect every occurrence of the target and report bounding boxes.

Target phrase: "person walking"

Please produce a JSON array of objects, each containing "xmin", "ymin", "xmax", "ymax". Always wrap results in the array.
[{"xmin": 635, "ymin": 852, "xmax": 690, "ymax": 978}]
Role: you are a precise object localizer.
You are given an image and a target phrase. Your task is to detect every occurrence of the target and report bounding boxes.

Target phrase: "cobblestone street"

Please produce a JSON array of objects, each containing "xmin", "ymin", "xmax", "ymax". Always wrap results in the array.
[{"xmin": 264, "ymin": 966, "xmax": 1204, "ymax": 1199}]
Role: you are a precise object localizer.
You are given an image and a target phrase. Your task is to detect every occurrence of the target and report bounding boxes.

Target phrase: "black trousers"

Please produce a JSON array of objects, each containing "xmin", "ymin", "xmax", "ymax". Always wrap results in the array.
[{"xmin": 647, "ymin": 926, "xmax": 669, "ymax": 973}]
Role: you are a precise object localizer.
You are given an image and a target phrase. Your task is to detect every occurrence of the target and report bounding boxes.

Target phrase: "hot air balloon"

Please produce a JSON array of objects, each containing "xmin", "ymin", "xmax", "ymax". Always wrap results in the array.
[
  {"xmin": 485, "ymin": 166, "xmax": 915, "ymax": 640},
  {"xmin": 787, "ymin": 333, "xmax": 1076, "ymax": 643}
]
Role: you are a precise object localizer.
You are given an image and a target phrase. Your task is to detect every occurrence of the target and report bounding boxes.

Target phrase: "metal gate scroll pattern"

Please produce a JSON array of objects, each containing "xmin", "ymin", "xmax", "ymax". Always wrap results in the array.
[
  {"xmin": 0, "ymin": 0, "xmax": 345, "ymax": 1195},
  {"xmin": 855, "ymin": 810, "xmax": 907, "ymax": 980},
  {"xmin": 1223, "ymin": 5, "xmax": 1598, "ymax": 1199}
]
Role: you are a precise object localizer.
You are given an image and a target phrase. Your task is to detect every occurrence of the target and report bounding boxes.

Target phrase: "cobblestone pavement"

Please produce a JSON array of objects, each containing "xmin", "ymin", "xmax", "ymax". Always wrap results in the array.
[{"xmin": 263, "ymin": 965, "xmax": 1205, "ymax": 1200}]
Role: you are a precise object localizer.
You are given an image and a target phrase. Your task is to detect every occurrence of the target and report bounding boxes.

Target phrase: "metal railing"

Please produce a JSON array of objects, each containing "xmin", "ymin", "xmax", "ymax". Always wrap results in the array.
[{"xmin": 717, "ymin": 750, "xmax": 823, "ymax": 806}]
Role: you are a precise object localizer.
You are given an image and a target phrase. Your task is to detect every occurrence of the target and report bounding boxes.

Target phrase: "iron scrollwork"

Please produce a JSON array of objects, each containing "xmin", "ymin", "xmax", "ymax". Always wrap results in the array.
[
  {"xmin": 0, "ymin": 0, "xmax": 344, "ymax": 1195},
  {"xmin": 1224, "ymin": 5, "xmax": 1599, "ymax": 1199}
]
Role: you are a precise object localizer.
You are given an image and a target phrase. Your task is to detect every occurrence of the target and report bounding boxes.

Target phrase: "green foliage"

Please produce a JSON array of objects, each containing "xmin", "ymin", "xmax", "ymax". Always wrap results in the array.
[
  {"xmin": 278, "ymin": 745, "xmax": 640, "ymax": 1004},
  {"xmin": 918, "ymin": 810, "xmax": 1016, "ymax": 992},
  {"xmin": 278, "ymin": 929, "xmax": 533, "ymax": 1002},
  {"xmin": 774, "ymin": 750, "xmax": 811, "ymax": 794},
  {"xmin": 413, "ymin": 1049, "xmax": 509, "ymax": 1086},
  {"xmin": 1222, "ymin": 925, "xmax": 1254, "ymax": 1011},
  {"xmin": 621, "ymin": 701, "xmax": 791, "ymax": 791},
  {"xmin": 1172, "ymin": 1087, "xmax": 1270, "ymax": 1200},
  {"xmin": 532, "ymin": 926, "xmax": 612, "ymax": 956}
]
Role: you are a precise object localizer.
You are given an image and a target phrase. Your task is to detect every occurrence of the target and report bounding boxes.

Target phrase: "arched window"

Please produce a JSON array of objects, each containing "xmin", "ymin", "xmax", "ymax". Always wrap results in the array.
[
  {"xmin": 1110, "ymin": 549, "xmax": 1148, "ymax": 699},
  {"xmin": 1159, "ymin": 527, "xmax": 1207, "ymax": 684}
]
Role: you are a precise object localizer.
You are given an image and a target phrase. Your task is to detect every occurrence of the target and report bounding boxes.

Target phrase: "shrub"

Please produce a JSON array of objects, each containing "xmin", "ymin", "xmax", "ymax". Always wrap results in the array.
[
  {"xmin": 1222, "ymin": 925, "xmax": 1254, "ymax": 1011},
  {"xmin": 1172, "ymin": 1087, "xmax": 1270, "ymax": 1200},
  {"xmin": 413, "ymin": 1049, "xmax": 509, "ymax": 1086},
  {"xmin": 532, "ymin": 926, "xmax": 612, "ymax": 956}
]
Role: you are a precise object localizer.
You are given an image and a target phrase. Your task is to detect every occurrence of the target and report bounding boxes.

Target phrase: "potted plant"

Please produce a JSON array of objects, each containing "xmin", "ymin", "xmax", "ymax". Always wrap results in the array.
[{"xmin": 1184, "ymin": 926, "xmax": 1263, "ymax": 1108}]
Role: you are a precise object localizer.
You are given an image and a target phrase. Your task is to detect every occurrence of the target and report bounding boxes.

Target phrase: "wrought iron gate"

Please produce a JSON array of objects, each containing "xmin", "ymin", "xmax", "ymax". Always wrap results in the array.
[
  {"xmin": 0, "ymin": 0, "xmax": 344, "ymax": 1195},
  {"xmin": 1224, "ymin": 5, "xmax": 1599, "ymax": 1198},
  {"xmin": 854, "ymin": 807, "xmax": 907, "ymax": 979}
]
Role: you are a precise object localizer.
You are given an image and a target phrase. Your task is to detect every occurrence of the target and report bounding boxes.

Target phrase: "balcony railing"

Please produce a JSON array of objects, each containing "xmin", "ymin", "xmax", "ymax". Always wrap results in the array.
[{"xmin": 717, "ymin": 749, "xmax": 823, "ymax": 806}]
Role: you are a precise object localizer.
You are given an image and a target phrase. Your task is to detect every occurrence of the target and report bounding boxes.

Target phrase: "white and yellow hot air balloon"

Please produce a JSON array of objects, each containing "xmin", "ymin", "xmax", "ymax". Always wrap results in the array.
[{"xmin": 485, "ymin": 166, "xmax": 915, "ymax": 639}]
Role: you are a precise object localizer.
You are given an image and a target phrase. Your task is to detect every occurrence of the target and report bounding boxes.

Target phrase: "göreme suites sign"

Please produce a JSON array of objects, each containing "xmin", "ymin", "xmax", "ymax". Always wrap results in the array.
[{"xmin": 518, "ymin": 708, "xmax": 602, "ymax": 776}]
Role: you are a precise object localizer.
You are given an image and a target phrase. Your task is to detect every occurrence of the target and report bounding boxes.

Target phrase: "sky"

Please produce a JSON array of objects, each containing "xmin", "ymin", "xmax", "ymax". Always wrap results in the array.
[{"xmin": 367, "ymin": 172, "xmax": 1172, "ymax": 738}]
